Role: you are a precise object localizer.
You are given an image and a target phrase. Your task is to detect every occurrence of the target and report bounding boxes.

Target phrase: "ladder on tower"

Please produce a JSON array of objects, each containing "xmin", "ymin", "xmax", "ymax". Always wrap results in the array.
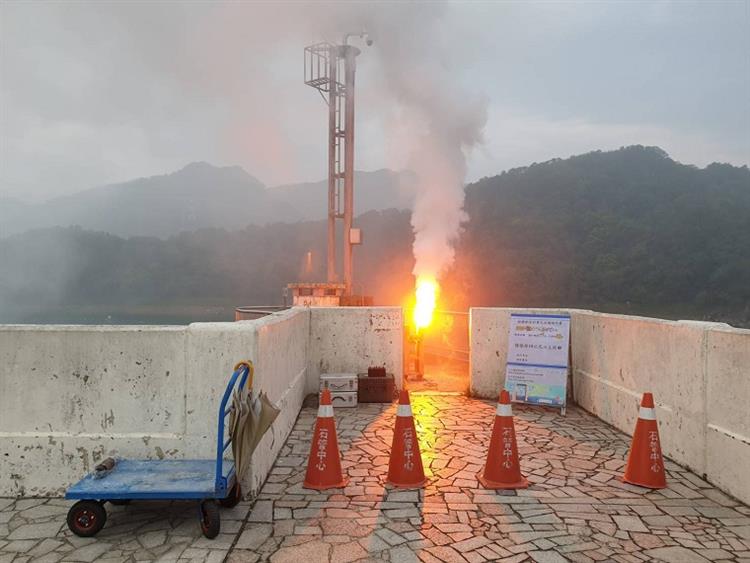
[{"xmin": 305, "ymin": 43, "xmax": 349, "ymax": 221}]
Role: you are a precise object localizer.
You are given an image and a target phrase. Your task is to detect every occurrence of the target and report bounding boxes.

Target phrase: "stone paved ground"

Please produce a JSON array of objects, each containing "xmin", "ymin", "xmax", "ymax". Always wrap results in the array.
[
  {"xmin": 231, "ymin": 395, "xmax": 750, "ymax": 563},
  {"xmin": 2, "ymin": 394, "xmax": 750, "ymax": 562},
  {"xmin": 0, "ymin": 496, "xmax": 251, "ymax": 562},
  {"xmin": 408, "ymin": 359, "xmax": 469, "ymax": 394}
]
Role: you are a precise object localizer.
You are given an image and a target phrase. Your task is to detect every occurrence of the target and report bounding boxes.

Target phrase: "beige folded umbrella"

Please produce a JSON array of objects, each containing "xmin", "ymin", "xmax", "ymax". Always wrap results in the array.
[{"xmin": 228, "ymin": 362, "xmax": 280, "ymax": 492}]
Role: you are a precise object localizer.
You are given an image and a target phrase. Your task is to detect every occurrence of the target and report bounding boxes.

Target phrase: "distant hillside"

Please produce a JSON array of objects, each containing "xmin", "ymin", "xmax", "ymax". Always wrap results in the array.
[
  {"xmin": 0, "ymin": 197, "xmax": 30, "ymax": 232},
  {"xmin": 444, "ymin": 146, "xmax": 750, "ymax": 321},
  {"xmin": 0, "ymin": 209, "xmax": 414, "ymax": 323},
  {"xmin": 0, "ymin": 165, "xmax": 411, "ymax": 238},
  {"xmin": 269, "ymin": 169, "xmax": 415, "ymax": 221},
  {"xmin": 0, "ymin": 162, "xmax": 299, "ymax": 238},
  {"xmin": 1, "ymin": 146, "xmax": 748, "ymax": 326}
]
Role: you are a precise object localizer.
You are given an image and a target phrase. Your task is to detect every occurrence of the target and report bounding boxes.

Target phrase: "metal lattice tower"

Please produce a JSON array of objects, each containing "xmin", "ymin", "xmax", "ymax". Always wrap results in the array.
[{"xmin": 304, "ymin": 37, "xmax": 365, "ymax": 296}]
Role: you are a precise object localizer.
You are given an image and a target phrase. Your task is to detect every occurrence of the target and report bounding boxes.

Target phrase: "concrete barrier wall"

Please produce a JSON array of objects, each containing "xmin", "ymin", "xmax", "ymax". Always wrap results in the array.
[
  {"xmin": 571, "ymin": 312, "xmax": 711, "ymax": 476},
  {"xmin": 308, "ymin": 307, "xmax": 403, "ymax": 391},
  {"xmin": 705, "ymin": 326, "xmax": 750, "ymax": 505},
  {"xmin": 0, "ymin": 325, "xmax": 190, "ymax": 497},
  {"xmin": 0, "ymin": 306, "xmax": 404, "ymax": 497},
  {"xmin": 469, "ymin": 307, "xmax": 750, "ymax": 504},
  {"xmin": 0, "ymin": 309, "xmax": 309, "ymax": 497},
  {"xmin": 243, "ymin": 309, "xmax": 309, "ymax": 496}
]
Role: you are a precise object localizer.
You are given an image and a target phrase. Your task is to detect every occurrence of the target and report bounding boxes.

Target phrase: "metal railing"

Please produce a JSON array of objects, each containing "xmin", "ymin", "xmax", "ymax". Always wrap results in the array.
[
  {"xmin": 421, "ymin": 309, "xmax": 470, "ymax": 363},
  {"xmin": 235, "ymin": 306, "xmax": 290, "ymax": 321}
]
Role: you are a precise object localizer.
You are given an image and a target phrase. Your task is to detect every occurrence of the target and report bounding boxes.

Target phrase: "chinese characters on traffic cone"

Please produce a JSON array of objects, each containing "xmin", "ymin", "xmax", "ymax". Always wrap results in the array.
[
  {"xmin": 622, "ymin": 392, "xmax": 667, "ymax": 489},
  {"xmin": 387, "ymin": 390, "xmax": 426, "ymax": 488},
  {"xmin": 478, "ymin": 389, "xmax": 529, "ymax": 489},
  {"xmin": 303, "ymin": 389, "xmax": 348, "ymax": 490}
]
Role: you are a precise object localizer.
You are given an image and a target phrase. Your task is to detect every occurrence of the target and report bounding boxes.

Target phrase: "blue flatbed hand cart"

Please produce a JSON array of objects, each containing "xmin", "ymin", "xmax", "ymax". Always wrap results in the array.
[{"xmin": 64, "ymin": 361, "xmax": 253, "ymax": 539}]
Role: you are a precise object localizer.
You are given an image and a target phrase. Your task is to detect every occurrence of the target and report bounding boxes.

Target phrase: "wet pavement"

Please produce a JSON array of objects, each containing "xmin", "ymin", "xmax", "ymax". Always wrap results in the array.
[
  {"xmin": 406, "ymin": 359, "xmax": 470, "ymax": 395},
  {"xmin": 2, "ymin": 394, "xmax": 750, "ymax": 562}
]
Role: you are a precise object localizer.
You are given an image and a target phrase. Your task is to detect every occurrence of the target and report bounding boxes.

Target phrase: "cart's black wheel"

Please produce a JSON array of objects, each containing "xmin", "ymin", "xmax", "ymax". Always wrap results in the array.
[
  {"xmin": 219, "ymin": 483, "xmax": 241, "ymax": 509},
  {"xmin": 199, "ymin": 500, "xmax": 220, "ymax": 539},
  {"xmin": 108, "ymin": 499, "xmax": 131, "ymax": 506},
  {"xmin": 67, "ymin": 500, "xmax": 107, "ymax": 537}
]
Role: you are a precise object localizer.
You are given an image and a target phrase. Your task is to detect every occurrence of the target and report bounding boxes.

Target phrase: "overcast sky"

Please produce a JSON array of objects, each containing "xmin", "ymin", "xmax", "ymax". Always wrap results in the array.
[{"xmin": 1, "ymin": 0, "xmax": 748, "ymax": 202}]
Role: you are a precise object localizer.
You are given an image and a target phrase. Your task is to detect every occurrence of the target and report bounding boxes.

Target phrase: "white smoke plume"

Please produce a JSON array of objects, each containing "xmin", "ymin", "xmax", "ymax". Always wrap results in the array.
[
  {"xmin": 310, "ymin": 4, "xmax": 488, "ymax": 280},
  {"xmin": 365, "ymin": 11, "xmax": 488, "ymax": 280},
  {"xmin": 397, "ymin": 87, "xmax": 487, "ymax": 279}
]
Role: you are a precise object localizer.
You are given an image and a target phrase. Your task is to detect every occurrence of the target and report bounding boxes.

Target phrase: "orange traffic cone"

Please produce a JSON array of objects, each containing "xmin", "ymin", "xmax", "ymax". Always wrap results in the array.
[
  {"xmin": 387, "ymin": 390, "xmax": 426, "ymax": 488},
  {"xmin": 477, "ymin": 390, "xmax": 528, "ymax": 489},
  {"xmin": 303, "ymin": 389, "xmax": 348, "ymax": 490},
  {"xmin": 622, "ymin": 392, "xmax": 667, "ymax": 489}
]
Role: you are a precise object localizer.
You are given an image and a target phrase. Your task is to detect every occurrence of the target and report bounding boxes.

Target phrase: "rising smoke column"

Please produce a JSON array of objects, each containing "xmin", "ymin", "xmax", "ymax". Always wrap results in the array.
[
  {"xmin": 406, "ymin": 103, "xmax": 487, "ymax": 279},
  {"xmin": 367, "ymin": 8, "xmax": 488, "ymax": 282}
]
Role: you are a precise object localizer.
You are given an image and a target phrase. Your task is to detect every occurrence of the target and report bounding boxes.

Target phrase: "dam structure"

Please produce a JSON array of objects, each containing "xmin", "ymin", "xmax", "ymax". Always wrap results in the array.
[{"xmin": 1, "ymin": 307, "xmax": 749, "ymax": 562}]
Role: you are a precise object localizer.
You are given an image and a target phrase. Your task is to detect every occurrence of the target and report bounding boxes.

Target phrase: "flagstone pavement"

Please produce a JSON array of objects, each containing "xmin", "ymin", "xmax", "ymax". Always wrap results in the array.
[{"xmin": 2, "ymin": 394, "xmax": 749, "ymax": 562}]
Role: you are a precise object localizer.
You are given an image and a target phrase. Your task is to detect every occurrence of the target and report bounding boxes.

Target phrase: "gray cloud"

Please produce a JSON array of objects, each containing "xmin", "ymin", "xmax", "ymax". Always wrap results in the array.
[{"xmin": 1, "ymin": 0, "xmax": 748, "ymax": 202}]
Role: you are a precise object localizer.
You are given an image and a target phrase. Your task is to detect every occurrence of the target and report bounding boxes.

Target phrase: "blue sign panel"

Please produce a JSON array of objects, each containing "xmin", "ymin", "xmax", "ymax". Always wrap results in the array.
[{"xmin": 503, "ymin": 313, "xmax": 571, "ymax": 410}]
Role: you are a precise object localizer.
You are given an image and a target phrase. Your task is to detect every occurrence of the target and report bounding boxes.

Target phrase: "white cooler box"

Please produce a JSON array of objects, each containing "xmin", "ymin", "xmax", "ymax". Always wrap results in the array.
[{"xmin": 320, "ymin": 373, "xmax": 358, "ymax": 407}]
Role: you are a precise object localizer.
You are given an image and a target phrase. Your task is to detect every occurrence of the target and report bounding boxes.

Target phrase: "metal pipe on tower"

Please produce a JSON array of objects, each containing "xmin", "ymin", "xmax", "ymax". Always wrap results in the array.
[
  {"xmin": 326, "ymin": 47, "xmax": 338, "ymax": 283},
  {"xmin": 304, "ymin": 32, "xmax": 370, "ymax": 297},
  {"xmin": 342, "ymin": 44, "xmax": 357, "ymax": 295}
]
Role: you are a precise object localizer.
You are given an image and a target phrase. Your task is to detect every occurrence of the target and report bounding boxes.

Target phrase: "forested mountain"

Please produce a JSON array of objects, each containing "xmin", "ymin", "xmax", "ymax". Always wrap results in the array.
[
  {"xmin": 269, "ymin": 169, "xmax": 415, "ymax": 221},
  {"xmin": 0, "ymin": 162, "xmax": 295, "ymax": 238},
  {"xmin": 0, "ymin": 165, "xmax": 410, "ymax": 238},
  {"xmin": 1, "ymin": 146, "xmax": 748, "ymax": 326},
  {"xmin": 445, "ymin": 146, "xmax": 750, "ymax": 319},
  {"xmin": 0, "ymin": 209, "xmax": 414, "ymax": 323}
]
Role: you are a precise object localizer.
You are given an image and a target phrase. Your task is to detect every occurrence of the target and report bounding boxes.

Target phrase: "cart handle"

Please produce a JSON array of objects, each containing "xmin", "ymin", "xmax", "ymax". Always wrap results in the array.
[
  {"xmin": 215, "ymin": 360, "xmax": 253, "ymax": 493},
  {"xmin": 223, "ymin": 361, "xmax": 254, "ymax": 418}
]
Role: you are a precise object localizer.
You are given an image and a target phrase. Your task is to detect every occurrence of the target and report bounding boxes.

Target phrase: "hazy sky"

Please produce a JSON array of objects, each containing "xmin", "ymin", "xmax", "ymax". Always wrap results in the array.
[{"xmin": 1, "ymin": 0, "xmax": 748, "ymax": 202}]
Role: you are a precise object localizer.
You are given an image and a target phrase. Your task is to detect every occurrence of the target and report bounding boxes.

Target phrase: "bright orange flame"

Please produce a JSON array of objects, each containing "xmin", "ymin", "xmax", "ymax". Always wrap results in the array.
[{"xmin": 413, "ymin": 275, "xmax": 438, "ymax": 331}]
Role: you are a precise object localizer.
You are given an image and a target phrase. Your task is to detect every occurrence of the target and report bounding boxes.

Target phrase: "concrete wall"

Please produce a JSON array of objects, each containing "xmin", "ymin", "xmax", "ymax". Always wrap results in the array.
[
  {"xmin": 0, "ymin": 309, "xmax": 309, "ymax": 497},
  {"xmin": 469, "ymin": 307, "xmax": 750, "ymax": 504},
  {"xmin": 0, "ymin": 306, "xmax": 403, "ymax": 497},
  {"xmin": 704, "ymin": 326, "xmax": 750, "ymax": 504},
  {"xmin": 571, "ymin": 312, "xmax": 709, "ymax": 477},
  {"xmin": 308, "ymin": 307, "xmax": 403, "ymax": 392},
  {"xmin": 0, "ymin": 325, "xmax": 190, "ymax": 497},
  {"xmin": 244, "ymin": 310, "xmax": 309, "ymax": 495}
]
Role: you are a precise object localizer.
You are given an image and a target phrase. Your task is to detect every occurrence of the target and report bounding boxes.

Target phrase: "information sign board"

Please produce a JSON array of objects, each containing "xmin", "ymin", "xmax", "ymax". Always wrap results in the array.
[{"xmin": 503, "ymin": 313, "xmax": 570, "ymax": 412}]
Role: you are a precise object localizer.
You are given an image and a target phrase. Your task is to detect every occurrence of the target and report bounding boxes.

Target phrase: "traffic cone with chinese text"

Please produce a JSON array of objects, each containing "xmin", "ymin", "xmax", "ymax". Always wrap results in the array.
[
  {"xmin": 622, "ymin": 392, "xmax": 667, "ymax": 489},
  {"xmin": 387, "ymin": 390, "xmax": 426, "ymax": 488},
  {"xmin": 303, "ymin": 389, "xmax": 348, "ymax": 490},
  {"xmin": 477, "ymin": 390, "xmax": 528, "ymax": 489}
]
